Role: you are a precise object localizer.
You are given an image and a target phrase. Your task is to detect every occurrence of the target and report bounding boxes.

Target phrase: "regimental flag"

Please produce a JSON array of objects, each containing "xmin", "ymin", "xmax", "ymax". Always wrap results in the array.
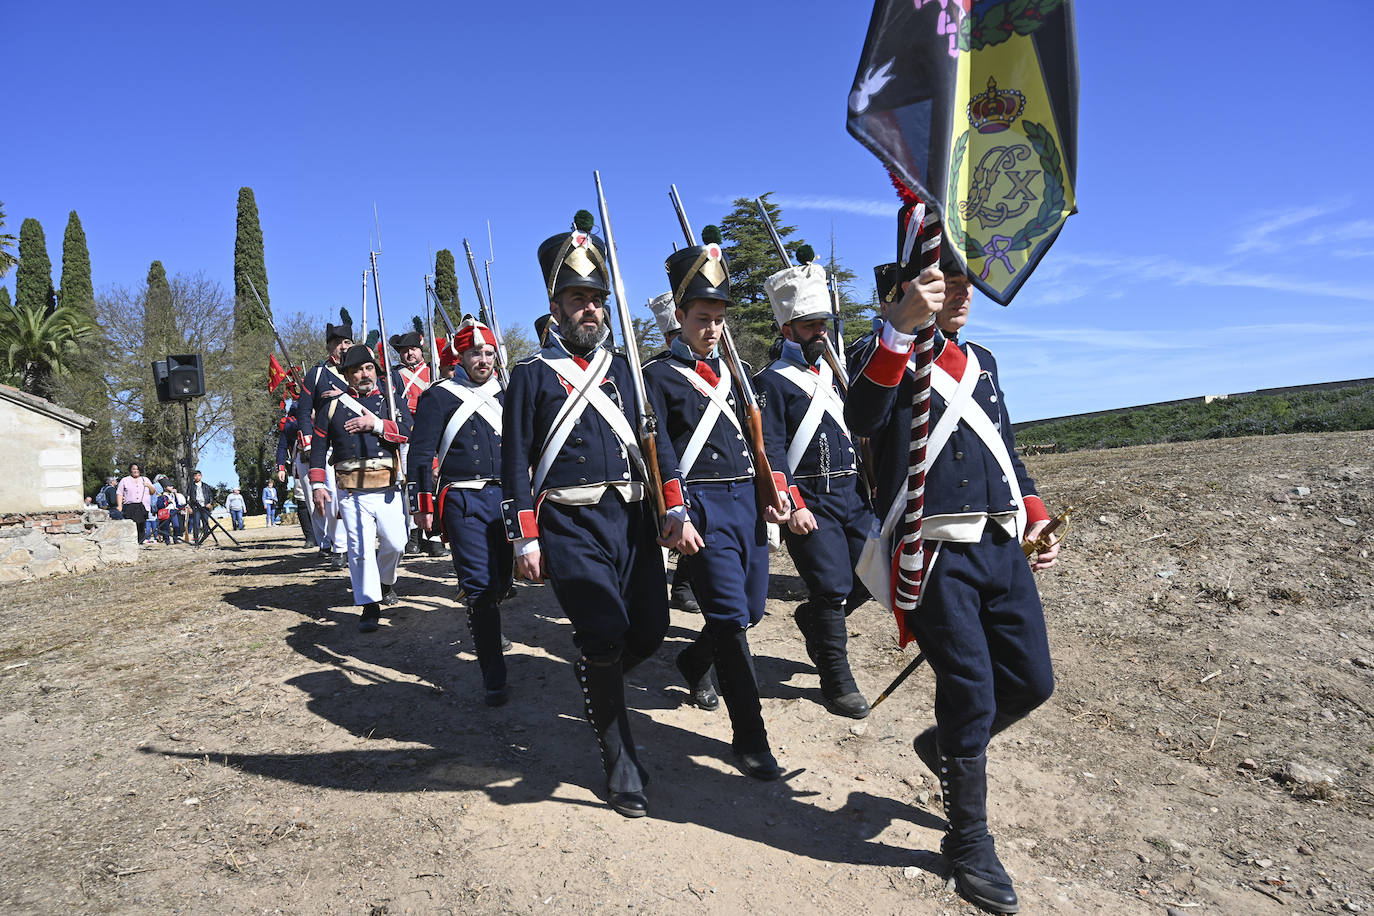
[
  {"xmin": 268, "ymin": 354, "xmax": 290, "ymax": 393},
  {"xmin": 847, "ymin": 0, "xmax": 1078, "ymax": 304}
]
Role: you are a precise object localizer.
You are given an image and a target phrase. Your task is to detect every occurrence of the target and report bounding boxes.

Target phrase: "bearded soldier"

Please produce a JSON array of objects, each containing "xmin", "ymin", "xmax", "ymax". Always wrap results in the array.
[
  {"xmin": 846, "ymin": 249, "xmax": 1058, "ymax": 915},
  {"xmin": 642, "ymin": 228, "xmax": 785, "ymax": 780},
  {"xmin": 408, "ymin": 318, "xmax": 513, "ymax": 706},
  {"xmin": 297, "ymin": 309, "xmax": 354, "ymax": 569},
  {"xmin": 310, "ymin": 344, "xmax": 412, "ymax": 632},
  {"xmin": 754, "ymin": 247, "xmax": 874, "ymax": 720},
  {"xmin": 501, "ymin": 210, "xmax": 688, "ymax": 818}
]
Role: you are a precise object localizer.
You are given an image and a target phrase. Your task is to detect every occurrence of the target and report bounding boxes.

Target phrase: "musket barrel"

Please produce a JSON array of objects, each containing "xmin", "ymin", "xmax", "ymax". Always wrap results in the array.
[
  {"xmin": 463, "ymin": 238, "xmax": 509, "ymax": 388},
  {"xmin": 368, "ymin": 250, "xmax": 400, "ymax": 425},
  {"xmin": 245, "ymin": 275, "xmax": 306, "ymax": 392}
]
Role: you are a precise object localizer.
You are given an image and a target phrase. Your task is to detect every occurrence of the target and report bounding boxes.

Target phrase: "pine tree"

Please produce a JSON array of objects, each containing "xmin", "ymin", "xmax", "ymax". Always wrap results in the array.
[
  {"xmin": 717, "ymin": 193, "xmax": 804, "ymax": 367},
  {"xmin": 232, "ymin": 187, "xmax": 272, "ymax": 512},
  {"xmin": 15, "ymin": 218, "xmax": 56, "ymax": 316},
  {"xmin": 433, "ymin": 249, "xmax": 462, "ymax": 330},
  {"xmin": 59, "ymin": 211, "xmax": 94, "ymax": 317}
]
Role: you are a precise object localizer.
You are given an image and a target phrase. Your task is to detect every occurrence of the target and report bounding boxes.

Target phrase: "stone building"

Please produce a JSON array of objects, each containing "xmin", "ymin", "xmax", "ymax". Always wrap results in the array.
[{"xmin": 0, "ymin": 386, "xmax": 137, "ymax": 583}]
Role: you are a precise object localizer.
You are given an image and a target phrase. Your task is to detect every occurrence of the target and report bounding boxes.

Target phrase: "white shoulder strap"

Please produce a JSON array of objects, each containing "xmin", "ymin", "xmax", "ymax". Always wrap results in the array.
[
  {"xmin": 532, "ymin": 349, "xmax": 645, "ymax": 494},
  {"xmin": 433, "ymin": 378, "xmax": 503, "ymax": 477},
  {"xmin": 670, "ymin": 365, "xmax": 742, "ymax": 478},
  {"xmin": 777, "ymin": 362, "xmax": 848, "ymax": 474}
]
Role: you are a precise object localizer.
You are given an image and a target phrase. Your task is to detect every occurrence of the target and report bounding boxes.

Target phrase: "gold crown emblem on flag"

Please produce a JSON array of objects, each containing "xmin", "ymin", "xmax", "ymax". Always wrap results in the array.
[{"xmin": 967, "ymin": 77, "xmax": 1025, "ymax": 134}]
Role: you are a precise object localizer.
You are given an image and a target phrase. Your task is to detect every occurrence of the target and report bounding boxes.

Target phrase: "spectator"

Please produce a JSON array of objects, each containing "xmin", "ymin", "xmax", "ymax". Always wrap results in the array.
[
  {"xmin": 187, "ymin": 470, "xmax": 215, "ymax": 545},
  {"xmin": 164, "ymin": 485, "xmax": 188, "ymax": 543},
  {"xmin": 115, "ymin": 463, "xmax": 152, "ymax": 545},
  {"xmin": 153, "ymin": 488, "xmax": 175, "ymax": 545},
  {"xmin": 97, "ymin": 476, "xmax": 121, "ymax": 518},
  {"xmin": 262, "ymin": 480, "xmax": 278, "ymax": 527},
  {"xmin": 84, "ymin": 496, "xmax": 94, "ymax": 507},
  {"xmin": 227, "ymin": 488, "xmax": 247, "ymax": 530}
]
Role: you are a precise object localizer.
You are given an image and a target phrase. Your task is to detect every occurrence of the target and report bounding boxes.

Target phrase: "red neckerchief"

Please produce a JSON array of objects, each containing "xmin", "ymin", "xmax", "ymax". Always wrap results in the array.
[{"xmin": 934, "ymin": 338, "xmax": 967, "ymax": 381}]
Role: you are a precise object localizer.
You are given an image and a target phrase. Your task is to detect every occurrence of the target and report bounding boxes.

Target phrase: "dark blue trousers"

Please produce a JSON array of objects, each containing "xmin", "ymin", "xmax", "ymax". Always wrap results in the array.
[
  {"xmin": 540, "ymin": 491, "xmax": 669, "ymax": 663},
  {"xmin": 441, "ymin": 482, "xmax": 514, "ymax": 604},
  {"xmin": 684, "ymin": 480, "xmax": 768, "ymax": 632},
  {"xmin": 782, "ymin": 475, "xmax": 873, "ymax": 614},
  {"xmin": 909, "ymin": 526, "xmax": 1055, "ymax": 757}
]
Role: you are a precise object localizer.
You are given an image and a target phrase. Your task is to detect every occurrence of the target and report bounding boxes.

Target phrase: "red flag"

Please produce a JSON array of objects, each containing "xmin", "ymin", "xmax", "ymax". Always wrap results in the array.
[{"xmin": 268, "ymin": 354, "xmax": 289, "ymax": 393}]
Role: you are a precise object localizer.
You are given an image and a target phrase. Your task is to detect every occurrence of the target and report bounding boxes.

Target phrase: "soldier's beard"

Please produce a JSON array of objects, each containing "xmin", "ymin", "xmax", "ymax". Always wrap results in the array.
[
  {"xmin": 561, "ymin": 311, "xmax": 607, "ymax": 352},
  {"xmin": 801, "ymin": 336, "xmax": 828, "ymax": 364},
  {"xmin": 355, "ymin": 379, "xmax": 376, "ymax": 395}
]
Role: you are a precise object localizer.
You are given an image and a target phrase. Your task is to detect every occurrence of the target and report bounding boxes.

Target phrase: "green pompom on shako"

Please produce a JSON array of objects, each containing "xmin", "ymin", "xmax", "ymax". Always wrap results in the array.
[
  {"xmin": 701, "ymin": 224, "xmax": 723, "ymax": 245},
  {"xmin": 573, "ymin": 209, "xmax": 595, "ymax": 232},
  {"xmin": 326, "ymin": 306, "xmax": 355, "ymax": 342},
  {"xmin": 795, "ymin": 244, "xmax": 816, "ymax": 265},
  {"xmin": 538, "ymin": 210, "xmax": 610, "ymax": 298}
]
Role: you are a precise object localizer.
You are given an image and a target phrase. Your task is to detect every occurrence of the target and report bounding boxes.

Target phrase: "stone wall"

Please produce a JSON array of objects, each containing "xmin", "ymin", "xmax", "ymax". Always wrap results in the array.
[
  {"xmin": 0, "ymin": 508, "xmax": 139, "ymax": 585},
  {"xmin": 0, "ymin": 387, "xmax": 94, "ymax": 514}
]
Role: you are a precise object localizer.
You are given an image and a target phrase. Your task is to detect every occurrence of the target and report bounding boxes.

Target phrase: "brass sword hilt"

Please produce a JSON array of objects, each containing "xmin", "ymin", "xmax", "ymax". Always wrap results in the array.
[{"xmin": 1023, "ymin": 504, "xmax": 1074, "ymax": 559}]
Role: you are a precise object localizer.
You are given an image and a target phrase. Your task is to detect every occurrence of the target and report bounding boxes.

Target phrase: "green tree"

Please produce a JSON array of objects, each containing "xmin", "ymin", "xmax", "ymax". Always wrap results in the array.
[
  {"xmin": 824, "ymin": 229, "xmax": 875, "ymax": 349},
  {"xmin": 433, "ymin": 248, "xmax": 462, "ymax": 330},
  {"xmin": 501, "ymin": 321, "xmax": 537, "ymax": 364},
  {"xmin": 0, "ymin": 202, "xmax": 18, "ymax": 277},
  {"xmin": 59, "ymin": 211, "xmax": 94, "ymax": 317},
  {"xmin": 630, "ymin": 315, "xmax": 664, "ymax": 363},
  {"xmin": 137, "ymin": 261, "xmax": 185, "ymax": 475},
  {"xmin": 15, "ymin": 218, "xmax": 56, "ymax": 317},
  {"xmin": 232, "ymin": 187, "xmax": 273, "ymax": 512},
  {"xmin": 0, "ymin": 292, "xmax": 97, "ymax": 396},
  {"xmin": 718, "ymin": 192, "xmax": 804, "ymax": 367}
]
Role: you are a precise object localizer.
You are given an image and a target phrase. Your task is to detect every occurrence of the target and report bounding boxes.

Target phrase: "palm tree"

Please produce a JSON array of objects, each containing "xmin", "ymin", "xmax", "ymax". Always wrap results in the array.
[
  {"xmin": 0, "ymin": 202, "xmax": 18, "ymax": 278},
  {"xmin": 0, "ymin": 297, "xmax": 97, "ymax": 396}
]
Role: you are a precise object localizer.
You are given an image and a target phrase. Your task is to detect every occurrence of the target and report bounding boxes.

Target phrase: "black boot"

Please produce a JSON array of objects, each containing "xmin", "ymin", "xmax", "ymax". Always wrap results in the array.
[
  {"xmin": 381, "ymin": 583, "xmax": 398, "ymax": 607},
  {"xmin": 675, "ymin": 634, "xmax": 720, "ymax": 711},
  {"xmin": 670, "ymin": 564, "xmax": 700, "ymax": 613},
  {"xmin": 807, "ymin": 605, "xmax": 869, "ymax": 719},
  {"xmin": 913, "ymin": 726, "xmax": 940, "ymax": 777},
  {"xmin": 712, "ymin": 628, "xmax": 782, "ymax": 781},
  {"xmin": 467, "ymin": 598, "xmax": 508, "ymax": 706},
  {"xmin": 358, "ymin": 602, "xmax": 381, "ymax": 633},
  {"xmin": 941, "ymin": 753, "xmax": 1019, "ymax": 914},
  {"xmin": 576, "ymin": 655, "xmax": 648, "ymax": 818}
]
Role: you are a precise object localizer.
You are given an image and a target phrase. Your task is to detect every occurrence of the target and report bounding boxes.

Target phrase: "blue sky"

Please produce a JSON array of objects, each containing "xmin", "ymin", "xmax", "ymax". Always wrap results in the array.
[{"xmin": 6, "ymin": 2, "xmax": 1371, "ymax": 486}]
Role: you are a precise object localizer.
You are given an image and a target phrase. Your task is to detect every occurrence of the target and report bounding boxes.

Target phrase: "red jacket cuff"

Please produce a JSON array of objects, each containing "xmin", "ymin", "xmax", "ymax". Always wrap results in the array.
[
  {"xmin": 860, "ymin": 337, "xmax": 913, "ymax": 388},
  {"xmin": 308, "ymin": 469, "xmax": 326, "ymax": 484},
  {"xmin": 788, "ymin": 485, "xmax": 806, "ymax": 511},
  {"xmin": 1024, "ymin": 495, "xmax": 1049, "ymax": 526},
  {"xmin": 417, "ymin": 491, "xmax": 435, "ymax": 514},
  {"xmin": 517, "ymin": 509, "xmax": 539, "ymax": 539},
  {"xmin": 381, "ymin": 419, "xmax": 407, "ymax": 443},
  {"xmin": 662, "ymin": 478, "xmax": 685, "ymax": 510}
]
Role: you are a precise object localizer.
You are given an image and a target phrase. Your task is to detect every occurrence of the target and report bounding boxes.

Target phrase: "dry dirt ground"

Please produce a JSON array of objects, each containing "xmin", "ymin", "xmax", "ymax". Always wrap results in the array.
[{"xmin": 1, "ymin": 431, "xmax": 1371, "ymax": 915}]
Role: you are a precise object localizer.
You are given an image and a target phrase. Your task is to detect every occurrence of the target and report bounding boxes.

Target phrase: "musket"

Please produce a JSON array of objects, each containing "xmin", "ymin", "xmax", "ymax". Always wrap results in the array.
[
  {"xmin": 668, "ymin": 185, "xmax": 786, "ymax": 517},
  {"xmin": 463, "ymin": 238, "xmax": 510, "ymax": 388},
  {"xmin": 868, "ymin": 651, "xmax": 928, "ymax": 712},
  {"xmin": 367, "ymin": 249, "xmax": 401, "ymax": 426},
  {"xmin": 594, "ymin": 170, "xmax": 668, "ymax": 521},
  {"xmin": 359, "ymin": 269, "xmax": 370, "ymax": 343},
  {"xmin": 426, "ymin": 280, "xmax": 457, "ymax": 338},
  {"xmin": 245, "ymin": 275, "xmax": 306, "ymax": 393},
  {"xmin": 753, "ymin": 197, "xmax": 852, "ymax": 395},
  {"xmin": 423, "ymin": 273, "xmax": 440, "ymax": 381}
]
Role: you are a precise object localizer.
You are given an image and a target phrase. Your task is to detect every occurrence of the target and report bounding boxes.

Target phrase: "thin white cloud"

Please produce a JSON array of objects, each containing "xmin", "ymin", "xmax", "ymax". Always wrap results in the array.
[
  {"xmin": 1297, "ymin": 219, "xmax": 1374, "ymax": 246},
  {"xmin": 767, "ymin": 195, "xmax": 895, "ymax": 218},
  {"xmin": 1228, "ymin": 202, "xmax": 1346, "ymax": 255},
  {"xmin": 1175, "ymin": 264, "xmax": 1374, "ymax": 302},
  {"xmin": 974, "ymin": 318, "xmax": 1185, "ymax": 351}
]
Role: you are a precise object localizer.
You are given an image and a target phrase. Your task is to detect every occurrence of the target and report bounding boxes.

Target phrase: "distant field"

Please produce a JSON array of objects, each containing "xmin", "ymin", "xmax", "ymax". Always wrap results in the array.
[{"xmin": 1017, "ymin": 383, "xmax": 1374, "ymax": 452}]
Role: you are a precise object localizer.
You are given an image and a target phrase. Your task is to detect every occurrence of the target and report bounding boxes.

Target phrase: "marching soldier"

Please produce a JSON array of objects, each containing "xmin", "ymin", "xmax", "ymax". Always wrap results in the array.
[
  {"xmin": 407, "ymin": 317, "xmax": 513, "ymax": 706},
  {"xmin": 642, "ymin": 228, "xmax": 784, "ymax": 780},
  {"xmin": 275, "ymin": 400, "xmax": 317, "ymax": 547},
  {"xmin": 501, "ymin": 210, "xmax": 688, "ymax": 818},
  {"xmin": 846, "ymin": 248, "xmax": 1058, "ymax": 915},
  {"xmin": 755, "ymin": 247, "xmax": 874, "ymax": 720},
  {"xmin": 296, "ymin": 309, "xmax": 354, "ymax": 569},
  {"xmin": 649, "ymin": 291, "xmax": 700, "ymax": 615},
  {"xmin": 310, "ymin": 344, "xmax": 413, "ymax": 632}
]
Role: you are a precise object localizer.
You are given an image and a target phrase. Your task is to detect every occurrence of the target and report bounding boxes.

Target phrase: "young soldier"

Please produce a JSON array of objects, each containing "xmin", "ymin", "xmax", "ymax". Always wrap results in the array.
[
  {"xmin": 297, "ymin": 309, "xmax": 354, "ymax": 569},
  {"xmin": 501, "ymin": 210, "xmax": 688, "ymax": 818},
  {"xmin": 649, "ymin": 290, "xmax": 700, "ymax": 616},
  {"xmin": 643, "ymin": 229, "xmax": 784, "ymax": 780},
  {"xmin": 755, "ymin": 247, "xmax": 874, "ymax": 720},
  {"xmin": 390, "ymin": 317, "xmax": 440, "ymax": 556},
  {"xmin": 846, "ymin": 248, "xmax": 1059, "ymax": 915},
  {"xmin": 408, "ymin": 318, "xmax": 513, "ymax": 706},
  {"xmin": 310, "ymin": 344, "xmax": 412, "ymax": 632}
]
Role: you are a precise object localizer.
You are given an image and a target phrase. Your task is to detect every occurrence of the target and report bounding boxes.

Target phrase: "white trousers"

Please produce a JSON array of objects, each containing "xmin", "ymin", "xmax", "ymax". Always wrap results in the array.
[
  {"xmin": 338, "ymin": 487, "xmax": 407, "ymax": 605},
  {"xmin": 299, "ymin": 453, "xmax": 347, "ymax": 555}
]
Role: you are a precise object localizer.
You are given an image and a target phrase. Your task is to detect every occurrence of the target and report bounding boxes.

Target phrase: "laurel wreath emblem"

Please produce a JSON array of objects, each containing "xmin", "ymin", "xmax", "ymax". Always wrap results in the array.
[
  {"xmin": 946, "ymin": 120, "xmax": 1066, "ymax": 271},
  {"xmin": 957, "ymin": 0, "xmax": 1064, "ymax": 52}
]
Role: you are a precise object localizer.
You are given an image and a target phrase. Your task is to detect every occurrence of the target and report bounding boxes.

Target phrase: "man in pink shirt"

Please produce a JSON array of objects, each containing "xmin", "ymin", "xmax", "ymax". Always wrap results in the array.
[{"xmin": 115, "ymin": 463, "xmax": 153, "ymax": 545}]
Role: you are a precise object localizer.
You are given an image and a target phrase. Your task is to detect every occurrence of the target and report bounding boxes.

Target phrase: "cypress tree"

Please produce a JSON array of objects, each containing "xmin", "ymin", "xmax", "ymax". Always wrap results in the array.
[
  {"xmin": 139, "ymin": 260, "xmax": 182, "ymax": 476},
  {"xmin": 59, "ymin": 211, "xmax": 94, "ymax": 317},
  {"xmin": 232, "ymin": 187, "xmax": 272, "ymax": 511},
  {"xmin": 434, "ymin": 248, "xmax": 462, "ymax": 330},
  {"xmin": 717, "ymin": 193, "xmax": 804, "ymax": 367},
  {"xmin": 15, "ymin": 218, "xmax": 56, "ymax": 316}
]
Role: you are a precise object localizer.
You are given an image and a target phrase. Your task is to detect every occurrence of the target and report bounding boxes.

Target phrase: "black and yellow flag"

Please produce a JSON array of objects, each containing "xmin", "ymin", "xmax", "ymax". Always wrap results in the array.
[{"xmin": 847, "ymin": 0, "xmax": 1079, "ymax": 304}]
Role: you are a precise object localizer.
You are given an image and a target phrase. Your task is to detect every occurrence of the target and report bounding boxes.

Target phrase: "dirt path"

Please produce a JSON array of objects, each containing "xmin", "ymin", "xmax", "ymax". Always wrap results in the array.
[{"xmin": 2, "ymin": 431, "xmax": 1371, "ymax": 914}]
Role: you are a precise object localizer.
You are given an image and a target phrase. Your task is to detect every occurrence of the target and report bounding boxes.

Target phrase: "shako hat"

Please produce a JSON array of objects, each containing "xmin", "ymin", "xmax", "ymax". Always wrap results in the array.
[
  {"xmin": 874, "ymin": 262, "xmax": 900, "ymax": 305},
  {"xmin": 533, "ymin": 313, "xmax": 553, "ymax": 346},
  {"xmin": 339, "ymin": 341, "xmax": 378, "ymax": 373},
  {"xmin": 538, "ymin": 210, "xmax": 610, "ymax": 298},
  {"xmin": 764, "ymin": 245, "xmax": 832, "ymax": 326},
  {"xmin": 648, "ymin": 292, "xmax": 680, "ymax": 337},
  {"xmin": 326, "ymin": 307, "xmax": 355, "ymax": 343},
  {"xmin": 389, "ymin": 316, "xmax": 425, "ymax": 350},
  {"xmin": 666, "ymin": 225, "xmax": 732, "ymax": 308}
]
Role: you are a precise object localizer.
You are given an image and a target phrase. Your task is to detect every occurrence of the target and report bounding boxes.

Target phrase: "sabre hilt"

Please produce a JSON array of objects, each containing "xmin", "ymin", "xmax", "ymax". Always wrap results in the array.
[{"xmin": 1023, "ymin": 505, "xmax": 1074, "ymax": 558}]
